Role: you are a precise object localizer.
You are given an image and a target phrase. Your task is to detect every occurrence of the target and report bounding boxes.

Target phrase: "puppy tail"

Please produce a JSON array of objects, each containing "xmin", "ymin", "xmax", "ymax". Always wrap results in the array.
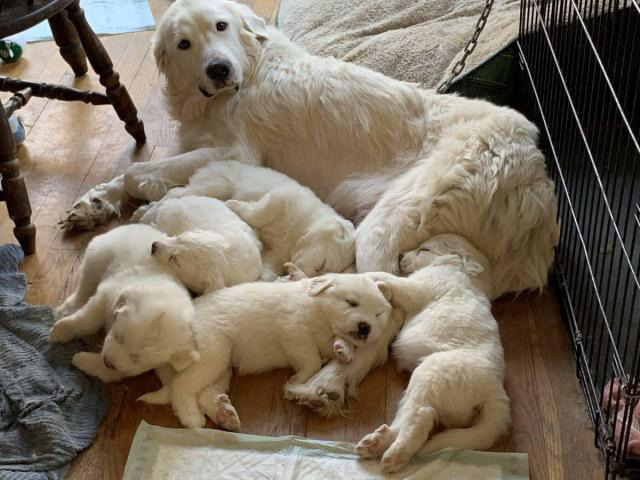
[{"xmin": 420, "ymin": 392, "xmax": 511, "ymax": 454}]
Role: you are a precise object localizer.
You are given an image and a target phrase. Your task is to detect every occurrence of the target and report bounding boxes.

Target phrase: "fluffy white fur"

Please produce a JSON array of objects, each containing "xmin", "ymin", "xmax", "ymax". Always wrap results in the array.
[
  {"xmin": 356, "ymin": 235, "xmax": 510, "ymax": 472},
  {"xmin": 156, "ymin": 156, "xmax": 356, "ymax": 279},
  {"xmin": 62, "ymin": 0, "xmax": 557, "ymax": 299},
  {"xmin": 144, "ymin": 273, "xmax": 393, "ymax": 428},
  {"xmin": 50, "ymin": 225, "xmax": 198, "ymax": 381},
  {"xmin": 133, "ymin": 195, "xmax": 263, "ymax": 293}
]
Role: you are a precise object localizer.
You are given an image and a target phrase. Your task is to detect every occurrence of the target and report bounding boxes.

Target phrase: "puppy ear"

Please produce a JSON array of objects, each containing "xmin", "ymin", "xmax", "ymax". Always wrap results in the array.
[
  {"xmin": 336, "ymin": 218, "xmax": 355, "ymax": 240},
  {"xmin": 149, "ymin": 313, "xmax": 165, "ymax": 340},
  {"xmin": 376, "ymin": 281, "xmax": 392, "ymax": 302},
  {"xmin": 112, "ymin": 288, "xmax": 134, "ymax": 315},
  {"xmin": 307, "ymin": 276, "xmax": 333, "ymax": 296},
  {"xmin": 462, "ymin": 258, "xmax": 484, "ymax": 275},
  {"xmin": 232, "ymin": 3, "xmax": 269, "ymax": 43},
  {"xmin": 284, "ymin": 262, "xmax": 307, "ymax": 281},
  {"xmin": 169, "ymin": 347, "xmax": 200, "ymax": 372}
]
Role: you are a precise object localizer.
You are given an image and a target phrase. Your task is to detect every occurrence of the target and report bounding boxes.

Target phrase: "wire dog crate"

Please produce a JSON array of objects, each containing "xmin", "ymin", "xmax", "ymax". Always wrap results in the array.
[{"xmin": 517, "ymin": 0, "xmax": 640, "ymax": 477}]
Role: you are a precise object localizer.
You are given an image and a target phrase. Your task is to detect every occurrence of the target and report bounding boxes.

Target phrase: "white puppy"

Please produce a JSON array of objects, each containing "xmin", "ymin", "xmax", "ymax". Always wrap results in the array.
[
  {"xmin": 141, "ymin": 273, "xmax": 392, "ymax": 428},
  {"xmin": 51, "ymin": 225, "xmax": 198, "ymax": 382},
  {"xmin": 160, "ymin": 156, "xmax": 356, "ymax": 280},
  {"xmin": 133, "ymin": 195, "xmax": 263, "ymax": 293},
  {"xmin": 357, "ymin": 234, "xmax": 510, "ymax": 473}
]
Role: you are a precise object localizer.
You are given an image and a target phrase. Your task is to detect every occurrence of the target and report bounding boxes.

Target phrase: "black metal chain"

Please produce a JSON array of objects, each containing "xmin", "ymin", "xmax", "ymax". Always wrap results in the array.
[{"xmin": 437, "ymin": 0, "xmax": 496, "ymax": 94}]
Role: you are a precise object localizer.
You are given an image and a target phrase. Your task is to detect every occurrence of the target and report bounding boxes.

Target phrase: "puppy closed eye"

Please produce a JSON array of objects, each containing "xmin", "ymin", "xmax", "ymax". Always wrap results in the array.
[
  {"xmin": 345, "ymin": 299, "xmax": 359, "ymax": 308},
  {"xmin": 419, "ymin": 248, "xmax": 431, "ymax": 253},
  {"xmin": 129, "ymin": 353, "xmax": 140, "ymax": 363}
]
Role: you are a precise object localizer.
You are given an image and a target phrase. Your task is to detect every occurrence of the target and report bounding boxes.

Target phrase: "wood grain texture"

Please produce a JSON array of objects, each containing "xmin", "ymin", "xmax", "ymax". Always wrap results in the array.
[{"xmin": 0, "ymin": 0, "xmax": 605, "ymax": 478}]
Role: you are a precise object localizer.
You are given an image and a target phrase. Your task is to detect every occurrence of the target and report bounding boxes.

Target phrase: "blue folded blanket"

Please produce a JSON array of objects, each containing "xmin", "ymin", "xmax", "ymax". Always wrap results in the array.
[{"xmin": 0, "ymin": 244, "xmax": 109, "ymax": 480}]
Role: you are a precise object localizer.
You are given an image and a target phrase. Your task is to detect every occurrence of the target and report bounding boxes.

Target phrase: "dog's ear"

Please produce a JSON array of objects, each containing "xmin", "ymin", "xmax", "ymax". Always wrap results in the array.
[
  {"xmin": 307, "ymin": 276, "xmax": 333, "ymax": 296},
  {"xmin": 152, "ymin": 34, "xmax": 169, "ymax": 75},
  {"xmin": 169, "ymin": 347, "xmax": 200, "ymax": 372},
  {"xmin": 462, "ymin": 258, "xmax": 484, "ymax": 275},
  {"xmin": 149, "ymin": 313, "xmax": 166, "ymax": 340},
  {"xmin": 231, "ymin": 2, "xmax": 269, "ymax": 43},
  {"xmin": 375, "ymin": 281, "xmax": 392, "ymax": 302},
  {"xmin": 336, "ymin": 218, "xmax": 355, "ymax": 241},
  {"xmin": 284, "ymin": 262, "xmax": 307, "ymax": 281},
  {"xmin": 112, "ymin": 288, "xmax": 134, "ymax": 315}
]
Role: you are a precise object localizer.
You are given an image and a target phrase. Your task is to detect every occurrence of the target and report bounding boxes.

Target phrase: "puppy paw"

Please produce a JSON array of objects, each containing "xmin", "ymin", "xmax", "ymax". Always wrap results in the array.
[
  {"xmin": 381, "ymin": 446, "xmax": 410, "ymax": 474},
  {"xmin": 49, "ymin": 319, "xmax": 77, "ymax": 343},
  {"xmin": 59, "ymin": 191, "xmax": 117, "ymax": 231},
  {"xmin": 211, "ymin": 394, "xmax": 241, "ymax": 432},
  {"xmin": 56, "ymin": 296, "xmax": 80, "ymax": 318},
  {"xmin": 138, "ymin": 387, "xmax": 171, "ymax": 405},
  {"xmin": 356, "ymin": 425, "xmax": 395, "ymax": 458},
  {"xmin": 129, "ymin": 202, "xmax": 154, "ymax": 223},
  {"xmin": 176, "ymin": 408, "xmax": 206, "ymax": 429},
  {"xmin": 333, "ymin": 338, "xmax": 353, "ymax": 363}
]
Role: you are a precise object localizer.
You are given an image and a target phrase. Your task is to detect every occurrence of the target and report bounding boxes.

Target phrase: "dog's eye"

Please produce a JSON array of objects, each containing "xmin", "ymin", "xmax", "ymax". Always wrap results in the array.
[
  {"xmin": 169, "ymin": 254, "xmax": 180, "ymax": 266},
  {"xmin": 216, "ymin": 21, "xmax": 227, "ymax": 32},
  {"xmin": 114, "ymin": 332, "xmax": 124, "ymax": 344},
  {"xmin": 346, "ymin": 299, "xmax": 359, "ymax": 308},
  {"xmin": 129, "ymin": 353, "xmax": 140, "ymax": 363},
  {"xmin": 177, "ymin": 39, "xmax": 191, "ymax": 50},
  {"xmin": 419, "ymin": 248, "xmax": 431, "ymax": 253}
]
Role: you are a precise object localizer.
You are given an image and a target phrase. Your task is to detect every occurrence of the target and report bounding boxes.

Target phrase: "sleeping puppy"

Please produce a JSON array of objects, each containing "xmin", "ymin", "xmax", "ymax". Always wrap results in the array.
[
  {"xmin": 137, "ymin": 273, "xmax": 393, "ymax": 428},
  {"xmin": 50, "ymin": 224, "xmax": 198, "ymax": 382},
  {"xmin": 133, "ymin": 195, "xmax": 263, "ymax": 293},
  {"xmin": 154, "ymin": 156, "xmax": 356, "ymax": 280},
  {"xmin": 357, "ymin": 234, "xmax": 509, "ymax": 473}
]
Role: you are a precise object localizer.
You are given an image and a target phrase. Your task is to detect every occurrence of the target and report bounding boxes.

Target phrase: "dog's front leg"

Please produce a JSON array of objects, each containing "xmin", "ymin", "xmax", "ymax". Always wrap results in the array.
[
  {"xmin": 226, "ymin": 194, "xmax": 284, "ymax": 229},
  {"xmin": 283, "ymin": 334, "xmax": 323, "ymax": 387},
  {"xmin": 197, "ymin": 368, "xmax": 240, "ymax": 432},
  {"xmin": 171, "ymin": 344, "xmax": 232, "ymax": 428},
  {"xmin": 72, "ymin": 352, "xmax": 128, "ymax": 382},
  {"xmin": 123, "ymin": 149, "xmax": 219, "ymax": 202},
  {"xmin": 50, "ymin": 292, "xmax": 106, "ymax": 343}
]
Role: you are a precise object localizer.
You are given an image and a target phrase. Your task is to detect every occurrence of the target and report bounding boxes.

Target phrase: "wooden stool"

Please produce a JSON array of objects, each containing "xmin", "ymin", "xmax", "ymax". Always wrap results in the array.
[{"xmin": 0, "ymin": 0, "xmax": 147, "ymax": 254}]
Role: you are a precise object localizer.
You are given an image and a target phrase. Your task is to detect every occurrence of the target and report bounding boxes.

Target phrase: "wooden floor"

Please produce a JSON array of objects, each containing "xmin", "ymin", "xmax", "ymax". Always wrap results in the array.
[{"xmin": 0, "ymin": 1, "xmax": 605, "ymax": 478}]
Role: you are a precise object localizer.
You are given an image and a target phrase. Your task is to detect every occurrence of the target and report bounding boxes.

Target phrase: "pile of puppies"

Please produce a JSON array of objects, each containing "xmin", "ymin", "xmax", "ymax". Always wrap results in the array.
[{"xmin": 50, "ymin": 153, "xmax": 510, "ymax": 473}]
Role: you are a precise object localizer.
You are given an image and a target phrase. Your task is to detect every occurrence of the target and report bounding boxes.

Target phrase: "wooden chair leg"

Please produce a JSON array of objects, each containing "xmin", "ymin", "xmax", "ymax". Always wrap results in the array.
[
  {"xmin": 65, "ymin": 0, "xmax": 146, "ymax": 144},
  {"xmin": 48, "ymin": 10, "xmax": 88, "ymax": 78},
  {"xmin": 0, "ymin": 104, "xmax": 36, "ymax": 255}
]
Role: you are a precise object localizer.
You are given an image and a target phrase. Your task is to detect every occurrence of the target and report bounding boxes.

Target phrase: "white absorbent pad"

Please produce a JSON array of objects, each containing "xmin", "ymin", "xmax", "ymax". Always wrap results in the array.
[{"xmin": 123, "ymin": 421, "xmax": 528, "ymax": 479}]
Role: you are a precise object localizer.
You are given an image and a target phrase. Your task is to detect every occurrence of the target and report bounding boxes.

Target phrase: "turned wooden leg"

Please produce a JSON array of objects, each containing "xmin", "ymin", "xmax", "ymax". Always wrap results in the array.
[
  {"xmin": 48, "ymin": 10, "xmax": 88, "ymax": 77},
  {"xmin": 65, "ymin": 1, "xmax": 146, "ymax": 144},
  {"xmin": 0, "ymin": 104, "xmax": 36, "ymax": 255}
]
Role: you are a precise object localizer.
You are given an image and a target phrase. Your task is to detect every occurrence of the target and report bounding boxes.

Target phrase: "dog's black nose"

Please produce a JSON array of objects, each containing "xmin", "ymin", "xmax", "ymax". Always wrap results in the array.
[
  {"xmin": 151, "ymin": 241, "xmax": 159, "ymax": 255},
  {"xmin": 103, "ymin": 357, "xmax": 116, "ymax": 370},
  {"xmin": 357, "ymin": 322, "xmax": 371, "ymax": 338},
  {"xmin": 206, "ymin": 60, "xmax": 231, "ymax": 82}
]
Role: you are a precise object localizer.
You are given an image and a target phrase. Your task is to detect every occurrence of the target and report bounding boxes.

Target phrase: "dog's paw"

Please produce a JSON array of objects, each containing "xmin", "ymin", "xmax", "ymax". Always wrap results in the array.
[
  {"xmin": 381, "ymin": 445, "xmax": 410, "ymax": 474},
  {"xmin": 136, "ymin": 179, "xmax": 177, "ymax": 202},
  {"xmin": 56, "ymin": 296, "xmax": 80, "ymax": 318},
  {"xmin": 356, "ymin": 425, "xmax": 395, "ymax": 459},
  {"xmin": 211, "ymin": 394, "xmax": 241, "ymax": 432},
  {"xmin": 59, "ymin": 190, "xmax": 118, "ymax": 231},
  {"xmin": 129, "ymin": 202, "xmax": 155, "ymax": 223},
  {"xmin": 49, "ymin": 319, "xmax": 76, "ymax": 343},
  {"xmin": 333, "ymin": 338, "xmax": 353, "ymax": 363},
  {"xmin": 138, "ymin": 387, "xmax": 171, "ymax": 405},
  {"xmin": 176, "ymin": 407, "xmax": 206, "ymax": 429}
]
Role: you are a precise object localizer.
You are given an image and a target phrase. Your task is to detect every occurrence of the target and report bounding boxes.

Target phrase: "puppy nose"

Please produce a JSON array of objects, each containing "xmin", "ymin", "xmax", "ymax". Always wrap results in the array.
[
  {"xmin": 103, "ymin": 357, "xmax": 116, "ymax": 370},
  {"xmin": 206, "ymin": 60, "xmax": 231, "ymax": 82},
  {"xmin": 357, "ymin": 322, "xmax": 371, "ymax": 339},
  {"xmin": 151, "ymin": 241, "xmax": 159, "ymax": 255}
]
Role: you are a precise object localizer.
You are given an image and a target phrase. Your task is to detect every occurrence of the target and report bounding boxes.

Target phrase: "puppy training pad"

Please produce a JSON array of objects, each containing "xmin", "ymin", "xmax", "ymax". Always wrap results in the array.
[{"xmin": 124, "ymin": 421, "xmax": 528, "ymax": 479}]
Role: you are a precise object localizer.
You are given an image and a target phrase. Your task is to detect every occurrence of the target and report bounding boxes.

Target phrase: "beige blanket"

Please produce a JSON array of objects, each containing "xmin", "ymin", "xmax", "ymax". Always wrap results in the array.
[{"xmin": 277, "ymin": 0, "xmax": 520, "ymax": 88}]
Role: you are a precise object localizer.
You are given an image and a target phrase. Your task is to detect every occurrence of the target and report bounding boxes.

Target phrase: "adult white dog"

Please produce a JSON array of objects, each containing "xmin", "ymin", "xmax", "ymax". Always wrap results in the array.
[
  {"xmin": 62, "ymin": 0, "xmax": 558, "ymax": 300},
  {"xmin": 138, "ymin": 273, "xmax": 393, "ymax": 428},
  {"xmin": 357, "ymin": 235, "xmax": 509, "ymax": 472},
  {"xmin": 155, "ymin": 156, "xmax": 356, "ymax": 279}
]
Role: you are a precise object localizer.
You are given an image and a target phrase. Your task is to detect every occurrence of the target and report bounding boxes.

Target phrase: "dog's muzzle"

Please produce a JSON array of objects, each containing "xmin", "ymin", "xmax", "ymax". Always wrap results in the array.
[{"xmin": 350, "ymin": 322, "xmax": 371, "ymax": 341}]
